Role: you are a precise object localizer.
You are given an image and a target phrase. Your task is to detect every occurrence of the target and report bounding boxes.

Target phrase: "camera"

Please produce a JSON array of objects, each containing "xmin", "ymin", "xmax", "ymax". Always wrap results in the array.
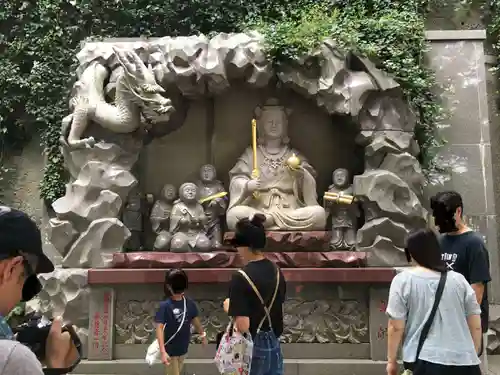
[
  {"xmin": 13, "ymin": 313, "xmax": 53, "ymax": 360},
  {"xmin": 12, "ymin": 312, "xmax": 82, "ymax": 369}
]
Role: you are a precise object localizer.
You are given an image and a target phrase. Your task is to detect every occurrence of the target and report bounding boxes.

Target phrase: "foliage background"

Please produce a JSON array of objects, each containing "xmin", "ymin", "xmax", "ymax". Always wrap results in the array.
[{"xmin": 0, "ymin": 0, "xmax": 445, "ymax": 203}]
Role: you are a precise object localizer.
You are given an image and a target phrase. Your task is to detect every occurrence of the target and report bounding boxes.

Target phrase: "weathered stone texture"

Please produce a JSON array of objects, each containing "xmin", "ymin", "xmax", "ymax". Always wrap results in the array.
[{"xmin": 26, "ymin": 268, "xmax": 90, "ymax": 356}]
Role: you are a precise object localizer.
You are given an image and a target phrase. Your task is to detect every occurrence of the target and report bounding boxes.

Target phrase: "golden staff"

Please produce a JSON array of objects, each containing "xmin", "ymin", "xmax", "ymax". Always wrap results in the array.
[
  {"xmin": 251, "ymin": 119, "xmax": 259, "ymax": 179},
  {"xmin": 198, "ymin": 191, "xmax": 228, "ymax": 204},
  {"xmin": 251, "ymin": 118, "xmax": 259, "ymax": 199}
]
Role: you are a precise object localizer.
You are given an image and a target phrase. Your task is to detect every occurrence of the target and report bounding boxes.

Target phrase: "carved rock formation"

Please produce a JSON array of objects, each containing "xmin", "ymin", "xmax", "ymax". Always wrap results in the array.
[
  {"xmin": 47, "ymin": 32, "xmax": 426, "ymax": 266},
  {"xmin": 63, "ymin": 218, "xmax": 131, "ymax": 268},
  {"xmin": 51, "ymin": 139, "xmax": 139, "ymax": 267},
  {"xmin": 47, "ymin": 218, "xmax": 77, "ymax": 256},
  {"xmin": 26, "ymin": 269, "xmax": 90, "ymax": 357},
  {"xmin": 380, "ymin": 152, "xmax": 425, "ymax": 197}
]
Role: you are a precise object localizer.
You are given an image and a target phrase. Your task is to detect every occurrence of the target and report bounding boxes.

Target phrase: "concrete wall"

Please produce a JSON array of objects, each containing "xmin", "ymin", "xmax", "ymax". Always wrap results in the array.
[{"xmin": 0, "ymin": 133, "xmax": 44, "ymax": 224}]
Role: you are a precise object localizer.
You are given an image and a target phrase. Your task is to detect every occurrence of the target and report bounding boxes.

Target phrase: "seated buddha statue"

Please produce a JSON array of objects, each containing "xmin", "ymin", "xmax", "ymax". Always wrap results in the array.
[{"xmin": 226, "ymin": 98, "xmax": 327, "ymax": 231}]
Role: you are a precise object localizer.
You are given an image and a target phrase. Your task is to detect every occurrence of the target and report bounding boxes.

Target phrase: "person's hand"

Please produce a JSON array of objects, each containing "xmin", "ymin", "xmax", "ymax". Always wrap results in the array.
[
  {"xmin": 45, "ymin": 317, "xmax": 79, "ymax": 369},
  {"xmin": 246, "ymin": 179, "xmax": 261, "ymax": 193},
  {"xmin": 386, "ymin": 361, "xmax": 398, "ymax": 375},
  {"xmin": 161, "ymin": 351, "xmax": 170, "ymax": 365},
  {"xmin": 223, "ymin": 298, "xmax": 230, "ymax": 313},
  {"xmin": 201, "ymin": 335, "xmax": 208, "ymax": 347}
]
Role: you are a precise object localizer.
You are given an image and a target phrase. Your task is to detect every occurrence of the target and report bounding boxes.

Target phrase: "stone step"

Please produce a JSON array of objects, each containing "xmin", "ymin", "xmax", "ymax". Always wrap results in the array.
[{"xmin": 75, "ymin": 359, "xmax": 389, "ymax": 375}]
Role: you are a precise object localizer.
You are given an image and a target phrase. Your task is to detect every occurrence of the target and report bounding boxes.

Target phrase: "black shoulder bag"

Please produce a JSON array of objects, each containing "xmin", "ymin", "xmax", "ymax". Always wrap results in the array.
[{"xmin": 405, "ymin": 271, "xmax": 447, "ymax": 372}]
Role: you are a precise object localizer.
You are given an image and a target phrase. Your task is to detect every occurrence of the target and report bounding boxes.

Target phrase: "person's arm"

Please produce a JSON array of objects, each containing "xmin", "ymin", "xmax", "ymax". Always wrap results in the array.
[
  {"xmin": 387, "ymin": 319, "xmax": 405, "ymax": 363},
  {"xmin": 467, "ymin": 315, "xmax": 482, "ymax": 353},
  {"xmin": 464, "ymin": 278, "xmax": 482, "ymax": 353},
  {"xmin": 154, "ymin": 303, "xmax": 168, "ymax": 356},
  {"xmin": 3, "ymin": 341, "xmax": 44, "ymax": 375},
  {"xmin": 468, "ymin": 239, "xmax": 491, "ymax": 304},
  {"xmin": 385, "ymin": 275, "xmax": 407, "ymax": 364},
  {"xmin": 228, "ymin": 273, "xmax": 251, "ymax": 333},
  {"xmin": 190, "ymin": 300, "xmax": 206, "ymax": 342},
  {"xmin": 192, "ymin": 317, "xmax": 205, "ymax": 336}
]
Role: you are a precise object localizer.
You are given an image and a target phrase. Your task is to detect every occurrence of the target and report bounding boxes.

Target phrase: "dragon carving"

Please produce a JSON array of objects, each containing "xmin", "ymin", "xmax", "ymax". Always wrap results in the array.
[{"xmin": 62, "ymin": 47, "xmax": 174, "ymax": 149}]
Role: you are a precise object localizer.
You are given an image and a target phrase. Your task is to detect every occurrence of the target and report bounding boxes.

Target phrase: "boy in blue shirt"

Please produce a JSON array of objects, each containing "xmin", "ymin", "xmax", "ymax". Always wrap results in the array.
[{"xmin": 155, "ymin": 269, "xmax": 207, "ymax": 375}]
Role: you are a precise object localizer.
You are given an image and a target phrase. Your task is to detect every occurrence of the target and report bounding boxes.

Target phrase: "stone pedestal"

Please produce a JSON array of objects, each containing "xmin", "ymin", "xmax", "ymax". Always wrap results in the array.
[
  {"xmin": 80, "ymin": 266, "xmax": 396, "ymax": 374},
  {"xmin": 111, "ymin": 251, "xmax": 367, "ymax": 268},
  {"xmin": 223, "ymin": 231, "xmax": 331, "ymax": 251}
]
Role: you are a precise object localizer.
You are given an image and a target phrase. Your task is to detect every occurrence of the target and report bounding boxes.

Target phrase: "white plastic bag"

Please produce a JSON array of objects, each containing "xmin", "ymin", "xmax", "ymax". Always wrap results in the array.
[{"xmin": 145, "ymin": 339, "xmax": 160, "ymax": 366}]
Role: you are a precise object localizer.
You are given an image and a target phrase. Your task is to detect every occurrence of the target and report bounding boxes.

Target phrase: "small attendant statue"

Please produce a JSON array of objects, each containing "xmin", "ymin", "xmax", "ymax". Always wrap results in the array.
[
  {"xmin": 196, "ymin": 164, "xmax": 228, "ymax": 248},
  {"xmin": 325, "ymin": 168, "xmax": 359, "ymax": 250},
  {"xmin": 169, "ymin": 182, "xmax": 212, "ymax": 253},
  {"xmin": 150, "ymin": 184, "xmax": 176, "ymax": 251},
  {"xmin": 123, "ymin": 188, "xmax": 144, "ymax": 251}
]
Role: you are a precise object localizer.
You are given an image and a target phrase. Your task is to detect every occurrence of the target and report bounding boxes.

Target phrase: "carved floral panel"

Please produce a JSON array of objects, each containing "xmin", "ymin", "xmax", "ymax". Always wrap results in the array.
[{"xmin": 114, "ymin": 298, "xmax": 368, "ymax": 344}]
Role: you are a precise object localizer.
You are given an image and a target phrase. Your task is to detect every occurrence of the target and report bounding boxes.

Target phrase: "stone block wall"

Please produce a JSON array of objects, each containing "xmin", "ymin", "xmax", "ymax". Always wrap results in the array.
[{"xmin": 425, "ymin": 30, "xmax": 500, "ymax": 303}]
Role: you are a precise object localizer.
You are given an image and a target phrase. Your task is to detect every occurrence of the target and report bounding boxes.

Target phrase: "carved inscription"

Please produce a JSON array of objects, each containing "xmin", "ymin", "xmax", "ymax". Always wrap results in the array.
[
  {"xmin": 115, "ymin": 298, "xmax": 368, "ymax": 344},
  {"xmin": 89, "ymin": 288, "xmax": 115, "ymax": 360}
]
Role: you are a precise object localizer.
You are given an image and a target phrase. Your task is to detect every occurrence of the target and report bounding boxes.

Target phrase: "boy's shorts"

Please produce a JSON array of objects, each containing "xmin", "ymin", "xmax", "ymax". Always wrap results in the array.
[{"xmin": 165, "ymin": 355, "xmax": 185, "ymax": 375}]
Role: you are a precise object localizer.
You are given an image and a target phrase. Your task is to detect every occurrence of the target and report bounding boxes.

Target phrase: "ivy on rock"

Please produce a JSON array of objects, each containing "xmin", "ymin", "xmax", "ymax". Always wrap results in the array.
[
  {"xmin": 0, "ymin": 0, "xmax": 445, "ymax": 203},
  {"xmin": 250, "ymin": 1, "xmax": 446, "ymax": 175}
]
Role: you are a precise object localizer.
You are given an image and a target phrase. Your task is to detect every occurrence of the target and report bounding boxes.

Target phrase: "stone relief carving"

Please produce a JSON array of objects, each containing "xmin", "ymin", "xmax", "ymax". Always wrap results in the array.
[
  {"xmin": 47, "ymin": 32, "xmax": 426, "ymax": 265},
  {"xmin": 114, "ymin": 298, "xmax": 367, "ymax": 344},
  {"xmin": 64, "ymin": 46, "xmax": 173, "ymax": 149},
  {"xmin": 281, "ymin": 299, "xmax": 368, "ymax": 344}
]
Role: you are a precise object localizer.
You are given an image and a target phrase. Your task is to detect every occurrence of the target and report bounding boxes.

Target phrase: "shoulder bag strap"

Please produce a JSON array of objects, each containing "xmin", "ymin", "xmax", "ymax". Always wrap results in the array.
[
  {"xmin": 415, "ymin": 272, "xmax": 447, "ymax": 360},
  {"xmin": 164, "ymin": 297, "xmax": 187, "ymax": 345},
  {"xmin": 238, "ymin": 267, "xmax": 280, "ymax": 333}
]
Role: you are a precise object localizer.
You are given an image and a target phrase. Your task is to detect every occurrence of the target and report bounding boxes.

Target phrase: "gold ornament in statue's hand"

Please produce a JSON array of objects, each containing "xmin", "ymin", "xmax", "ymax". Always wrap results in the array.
[{"xmin": 286, "ymin": 153, "xmax": 301, "ymax": 170}]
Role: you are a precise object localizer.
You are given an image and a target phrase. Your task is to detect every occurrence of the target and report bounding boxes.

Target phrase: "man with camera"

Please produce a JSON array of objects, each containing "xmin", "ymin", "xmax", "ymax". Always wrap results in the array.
[
  {"xmin": 0, "ymin": 206, "xmax": 80, "ymax": 374},
  {"xmin": 430, "ymin": 191, "xmax": 491, "ymax": 372}
]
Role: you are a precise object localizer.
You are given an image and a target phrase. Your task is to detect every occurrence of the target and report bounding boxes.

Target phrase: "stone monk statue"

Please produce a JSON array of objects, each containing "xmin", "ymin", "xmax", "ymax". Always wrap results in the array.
[
  {"xmin": 226, "ymin": 98, "xmax": 326, "ymax": 231},
  {"xmin": 169, "ymin": 182, "xmax": 212, "ymax": 252}
]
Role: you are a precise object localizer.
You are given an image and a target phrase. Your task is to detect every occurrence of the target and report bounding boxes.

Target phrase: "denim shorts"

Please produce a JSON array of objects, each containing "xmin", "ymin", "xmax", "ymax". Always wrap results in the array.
[{"xmin": 250, "ymin": 331, "xmax": 283, "ymax": 375}]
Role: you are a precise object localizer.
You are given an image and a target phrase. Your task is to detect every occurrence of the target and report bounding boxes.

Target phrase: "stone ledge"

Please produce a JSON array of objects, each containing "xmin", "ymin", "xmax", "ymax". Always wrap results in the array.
[
  {"xmin": 111, "ymin": 251, "xmax": 367, "ymax": 268},
  {"xmin": 115, "ymin": 343, "xmax": 369, "ymax": 360},
  {"xmin": 425, "ymin": 29, "xmax": 486, "ymax": 41},
  {"xmin": 75, "ymin": 358, "xmax": 397, "ymax": 375},
  {"xmin": 87, "ymin": 267, "xmax": 396, "ymax": 284}
]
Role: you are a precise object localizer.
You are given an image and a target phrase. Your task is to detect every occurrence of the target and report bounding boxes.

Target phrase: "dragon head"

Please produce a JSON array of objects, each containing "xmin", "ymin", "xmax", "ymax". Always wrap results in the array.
[{"xmin": 113, "ymin": 47, "xmax": 174, "ymax": 123}]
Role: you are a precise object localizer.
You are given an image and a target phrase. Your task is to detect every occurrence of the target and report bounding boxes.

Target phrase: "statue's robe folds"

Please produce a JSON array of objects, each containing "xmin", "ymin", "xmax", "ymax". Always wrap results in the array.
[
  {"xmin": 226, "ymin": 146, "xmax": 326, "ymax": 231},
  {"xmin": 169, "ymin": 201, "xmax": 208, "ymax": 248}
]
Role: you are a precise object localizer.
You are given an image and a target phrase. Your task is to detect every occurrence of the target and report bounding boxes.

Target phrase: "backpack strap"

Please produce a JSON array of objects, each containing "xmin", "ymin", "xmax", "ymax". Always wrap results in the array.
[{"xmin": 238, "ymin": 266, "xmax": 280, "ymax": 333}]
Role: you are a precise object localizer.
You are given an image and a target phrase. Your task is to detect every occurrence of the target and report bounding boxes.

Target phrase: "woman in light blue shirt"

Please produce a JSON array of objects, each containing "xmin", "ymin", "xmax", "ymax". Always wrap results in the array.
[{"xmin": 386, "ymin": 229, "xmax": 482, "ymax": 375}]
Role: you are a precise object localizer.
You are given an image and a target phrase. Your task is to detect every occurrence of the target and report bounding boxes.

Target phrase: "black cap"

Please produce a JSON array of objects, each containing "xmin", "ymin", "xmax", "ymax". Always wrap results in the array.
[{"xmin": 0, "ymin": 206, "xmax": 54, "ymax": 300}]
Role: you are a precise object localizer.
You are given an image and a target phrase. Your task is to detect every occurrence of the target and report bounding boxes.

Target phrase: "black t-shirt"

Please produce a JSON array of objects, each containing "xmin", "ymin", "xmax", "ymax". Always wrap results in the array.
[
  {"xmin": 228, "ymin": 259, "xmax": 287, "ymax": 338},
  {"xmin": 439, "ymin": 231, "xmax": 491, "ymax": 332}
]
